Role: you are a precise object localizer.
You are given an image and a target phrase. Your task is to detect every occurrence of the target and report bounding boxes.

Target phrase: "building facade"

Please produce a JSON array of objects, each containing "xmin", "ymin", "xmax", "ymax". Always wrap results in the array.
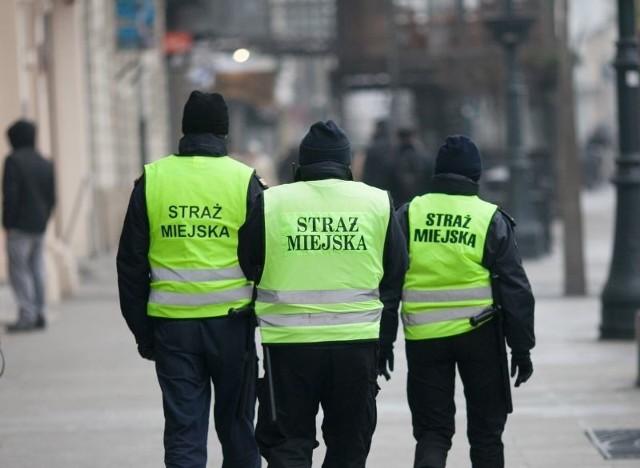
[{"xmin": 0, "ymin": 0, "xmax": 169, "ymax": 302}]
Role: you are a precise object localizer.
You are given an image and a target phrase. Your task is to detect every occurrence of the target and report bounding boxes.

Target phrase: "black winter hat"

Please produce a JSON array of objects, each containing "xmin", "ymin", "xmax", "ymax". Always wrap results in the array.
[
  {"xmin": 181, "ymin": 90, "xmax": 229, "ymax": 135},
  {"xmin": 7, "ymin": 120, "xmax": 36, "ymax": 149},
  {"xmin": 435, "ymin": 135, "xmax": 482, "ymax": 181},
  {"xmin": 298, "ymin": 120, "xmax": 351, "ymax": 166}
]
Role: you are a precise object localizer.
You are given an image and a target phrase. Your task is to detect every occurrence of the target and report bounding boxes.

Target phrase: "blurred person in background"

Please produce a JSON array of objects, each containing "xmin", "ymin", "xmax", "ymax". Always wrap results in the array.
[
  {"xmin": 276, "ymin": 145, "xmax": 298, "ymax": 185},
  {"xmin": 3, "ymin": 119, "xmax": 55, "ymax": 333},
  {"xmin": 582, "ymin": 125, "xmax": 613, "ymax": 190},
  {"xmin": 236, "ymin": 140, "xmax": 276, "ymax": 188},
  {"xmin": 117, "ymin": 90, "xmax": 266, "ymax": 468},
  {"xmin": 389, "ymin": 128, "xmax": 433, "ymax": 208},
  {"xmin": 361, "ymin": 119, "xmax": 394, "ymax": 192}
]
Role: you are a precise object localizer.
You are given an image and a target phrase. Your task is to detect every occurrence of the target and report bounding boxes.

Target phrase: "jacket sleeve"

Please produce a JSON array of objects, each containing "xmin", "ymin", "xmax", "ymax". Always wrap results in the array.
[
  {"xmin": 48, "ymin": 160, "xmax": 56, "ymax": 211},
  {"xmin": 247, "ymin": 170, "xmax": 268, "ymax": 212},
  {"xmin": 379, "ymin": 195, "xmax": 409, "ymax": 350},
  {"xmin": 116, "ymin": 175, "xmax": 154, "ymax": 348},
  {"xmin": 396, "ymin": 202, "xmax": 410, "ymax": 240},
  {"xmin": 238, "ymin": 191, "xmax": 266, "ymax": 284},
  {"xmin": 2, "ymin": 157, "xmax": 19, "ymax": 229},
  {"xmin": 483, "ymin": 209, "xmax": 535, "ymax": 354}
]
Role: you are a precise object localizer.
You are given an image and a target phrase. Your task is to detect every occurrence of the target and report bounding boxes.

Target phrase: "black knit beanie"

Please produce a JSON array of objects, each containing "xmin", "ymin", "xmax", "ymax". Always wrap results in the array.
[
  {"xmin": 7, "ymin": 120, "xmax": 36, "ymax": 149},
  {"xmin": 434, "ymin": 135, "xmax": 482, "ymax": 182},
  {"xmin": 181, "ymin": 90, "xmax": 229, "ymax": 135},
  {"xmin": 298, "ymin": 120, "xmax": 351, "ymax": 166}
]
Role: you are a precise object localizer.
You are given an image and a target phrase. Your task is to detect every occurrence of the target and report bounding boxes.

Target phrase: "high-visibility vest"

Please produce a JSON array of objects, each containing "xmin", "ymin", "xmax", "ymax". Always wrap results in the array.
[
  {"xmin": 401, "ymin": 193, "xmax": 497, "ymax": 340},
  {"xmin": 145, "ymin": 155, "xmax": 254, "ymax": 318},
  {"xmin": 255, "ymin": 179, "xmax": 390, "ymax": 344}
]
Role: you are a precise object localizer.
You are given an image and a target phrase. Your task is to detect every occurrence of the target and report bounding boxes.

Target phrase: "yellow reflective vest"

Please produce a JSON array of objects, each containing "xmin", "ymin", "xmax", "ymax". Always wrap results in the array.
[
  {"xmin": 145, "ymin": 155, "xmax": 254, "ymax": 318},
  {"xmin": 401, "ymin": 193, "xmax": 497, "ymax": 340},
  {"xmin": 255, "ymin": 179, "xmax": 390, "ymax": 344}
]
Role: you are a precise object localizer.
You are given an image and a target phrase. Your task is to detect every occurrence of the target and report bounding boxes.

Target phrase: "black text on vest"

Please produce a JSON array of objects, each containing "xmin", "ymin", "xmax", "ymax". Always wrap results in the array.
[
  {"xmin": 286, "ymin": 215, "xmax": 367, "ymax": 251},
  {"xmin": 160, "ymin": 204, "xmax": 230, "ymax": 238},
  {"xmin": 413, "ymin": 212, "xmax": 476, "ymax": 247}
]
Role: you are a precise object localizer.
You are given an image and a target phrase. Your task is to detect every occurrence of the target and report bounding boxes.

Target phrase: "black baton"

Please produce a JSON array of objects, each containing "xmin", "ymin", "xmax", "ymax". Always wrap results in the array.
[
  {"xmin": 469, "ymin": 305, "xmax": 497, "ymax": 327},
  {"xmin": 263, "ymin": 345, "xmax": 278, "ymax": 423},
  {"xmin": 228, "ymin": 305, "xmax": 256, "ymax": 419},
  {"xmin": 489, "ymin": 273, "xmax": 513, "ymax": 414}
]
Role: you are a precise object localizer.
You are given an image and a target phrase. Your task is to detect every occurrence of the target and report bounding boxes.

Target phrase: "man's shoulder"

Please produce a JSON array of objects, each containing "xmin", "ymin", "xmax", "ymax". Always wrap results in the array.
[
  {"xmin": 7, "ymin": 148, "xmax": 52, "ymax": 167},
  {"xmin": 495, "ymin": 207, "xmax": 516, "ymax": 227},
  {"xmin": 252, "ymin": 173, "xmax": 269, "ymax": 189}
]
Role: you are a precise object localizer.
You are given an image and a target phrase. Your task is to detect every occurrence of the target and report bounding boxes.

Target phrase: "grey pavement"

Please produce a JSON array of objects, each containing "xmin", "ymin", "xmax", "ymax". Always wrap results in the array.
[{"xmin": 1, "ymin": 184, "xmax": 639, "ymax": 467}]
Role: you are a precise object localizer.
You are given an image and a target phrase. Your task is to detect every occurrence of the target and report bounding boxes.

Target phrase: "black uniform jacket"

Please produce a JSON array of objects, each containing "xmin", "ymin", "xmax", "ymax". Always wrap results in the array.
[
  {"xmin": 238, "ymin": 161, "xmax": 409, "ymax": 349},
  {"xmin": 116, "ymin": 133, "xmax": 267, "ymax": 349},
  {"xmin": 396, "ymin": 173, "xmax": 535, "ymax": 354}
]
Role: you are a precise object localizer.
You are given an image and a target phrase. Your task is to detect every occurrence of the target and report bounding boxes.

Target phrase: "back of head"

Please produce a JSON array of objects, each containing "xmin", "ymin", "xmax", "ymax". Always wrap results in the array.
[
  {"xmin": 434, "ymin": 135, "xmax": 482, "ymax": 182},
  {"xmin": 181, "ymin": 90, "xmax": 229, "ymax": 135},
  {"xmin": 397, "ymin": 128, "xmax": 414, "ymax": 140},
  {"xmin": 7, "ymin": 120, "xmax": 36, "ymax": 149},
  {"xmin": 374, "ymin": 119, "xmax": 389, "ymax": 137},
  {"xmin": 298, "ymin": 120, "xmax": 352, "ymax": 167}
]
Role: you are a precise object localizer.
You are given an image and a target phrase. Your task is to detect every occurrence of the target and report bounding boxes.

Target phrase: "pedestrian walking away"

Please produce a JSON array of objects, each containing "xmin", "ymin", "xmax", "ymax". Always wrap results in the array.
[
  {"xmin": 361, "ymin": 119, "xmax": 394, "ymax": 191},
  {"xmin": 116, "ymin": 90, "xmax": 267, "ymax": 468},
  {"xmin": 387, "ymin": 127, "xmax": 433, "ymax": 207},
  {"xmin": 395, "ymin": 135, "xmax": 535, "ymax": 468},
  {"xmin": 3, "ymin": 119, "xmax": 56, "ymax": 333},
  {"xmin": 238, "ymin": 119, "xmax": 408, "ymax": 468}
]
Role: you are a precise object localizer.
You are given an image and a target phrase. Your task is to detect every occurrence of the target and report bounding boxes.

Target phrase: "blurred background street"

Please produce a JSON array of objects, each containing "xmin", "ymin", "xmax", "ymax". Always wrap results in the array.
[
  {"xmin": 0, "ymin": 0, "xmax": 622, "ymax": 274},
  {"xmin": 2, "ymin": 0, "xmax": 640, "ymax": 466}
]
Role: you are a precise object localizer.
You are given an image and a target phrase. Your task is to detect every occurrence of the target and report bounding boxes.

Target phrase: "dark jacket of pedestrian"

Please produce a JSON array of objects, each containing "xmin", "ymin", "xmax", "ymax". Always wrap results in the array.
[
  {"xmin": 395, "ymin": 135, "xmax": 535, "ymax": 468},
  {"xmin": 361, "ymin": 119, "xmax": 394, "ymax": 191},
  {"xmin": 116, "ymin": 91, "xmax": 265, "ymax": 468},
  {"xmin": 388, "ymin": 128, "xmax": 433, "ymax": 208},
  {"xmin": 238, "ymin": 120, "xmax": 408, "ymax": 467},
  {"xmin": 2, "ymin": 121, "xmax": 55, "ymax": 233}
]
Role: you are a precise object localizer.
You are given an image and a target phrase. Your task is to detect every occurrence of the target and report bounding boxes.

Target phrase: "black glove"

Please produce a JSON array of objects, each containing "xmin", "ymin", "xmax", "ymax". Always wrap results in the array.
[
  {"xmin": 510, "ymin": 351, "xmax": 533, "ymax": 387},
  {"xmin": 378, "ymin": 347, "xmax": 394, "ymax": 381},
  {"xmin": 137, "ymin": 340, "xmax": 156, "ymax": 361}
]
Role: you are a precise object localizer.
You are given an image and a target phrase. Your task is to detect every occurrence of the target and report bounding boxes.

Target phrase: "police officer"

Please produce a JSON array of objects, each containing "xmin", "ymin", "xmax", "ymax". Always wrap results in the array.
[
  {"xmin": 117, "ymin": 91, "xmax": 266, "ymax": 468},
  {"xmin": 238, "ymin": 120, "xmax": 408, "ymax": 467},
  {"xmin": 394, "ymin": 135, "xmax": 535, "ymax": 468}
]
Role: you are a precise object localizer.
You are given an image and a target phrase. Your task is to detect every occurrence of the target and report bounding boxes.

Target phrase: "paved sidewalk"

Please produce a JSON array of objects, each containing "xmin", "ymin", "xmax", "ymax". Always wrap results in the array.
[{"xmin": 0, "ymin": 185, "xmax": 639, "ymax": 467}]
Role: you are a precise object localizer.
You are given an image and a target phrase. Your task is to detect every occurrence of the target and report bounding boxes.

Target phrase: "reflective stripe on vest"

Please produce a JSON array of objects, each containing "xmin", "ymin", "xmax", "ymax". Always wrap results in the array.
[
  {"xmin": 150, "ymin": 266, "xmax": 246, "ymax": 283},
  {"xmin": 257, "ymin": 288, "xmax": 379, "ymax": 304},
  {"xmin": 149, "ymin": 285, "xmax": 254, "ymax": 306},
  {"xmin": 259, "ymin": 309, "xmax": 382, "ymax": 328},
  {"xmin": 401, "ymin": 193, "xmax": 497, "ymax": 340},
  {"xmin": 255, "ymin": 179, "xmax": 390, "ymax": 344},
  {"xmin": 145, "ymin": 155, "xmax": 254, "ymax": 318},
  {"xmin": 401, "ymin": 305, "xmax": 486, "ymax": 326},
  {"xmin": 402, "ymin": 286, "xmax": 491, "ymax": 303}
]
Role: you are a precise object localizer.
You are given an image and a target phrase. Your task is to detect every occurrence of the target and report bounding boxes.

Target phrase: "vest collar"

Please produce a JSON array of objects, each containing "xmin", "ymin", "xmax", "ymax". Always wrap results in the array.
[
  {"xmin": 178, "ymin": 133, "xmax": 227, "ymax": 156},
  {"xmin": 431, "ymin": 174, "xmax": 479, "ymax": 196},
  {"xmin": 294, "ymin": 161, "xmax": 353, "ymax": 182}
]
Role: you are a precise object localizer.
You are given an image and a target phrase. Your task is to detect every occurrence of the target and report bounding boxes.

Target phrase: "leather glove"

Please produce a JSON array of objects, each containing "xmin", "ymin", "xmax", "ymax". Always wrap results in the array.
[
  {"xmin": 137, "ymin": 340, "xmax": 156, "ymax": 361},
  {"xmin": 510, "ymin": 351, "xmax": 533, "ymax": 387},
  {"xmin": 378, "ymin": 347, "xmax": 394, "ymax": 381}
]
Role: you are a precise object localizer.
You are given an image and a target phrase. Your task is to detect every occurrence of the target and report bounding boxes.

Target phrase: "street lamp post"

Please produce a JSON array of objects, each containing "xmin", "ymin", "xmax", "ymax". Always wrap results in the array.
[
  {"xmin": 484, "ymin": 0, "xmax": 545, "ymax": 258},
  {"xmin": 600, "ymin": 0, "xmax": 640, "ymax": 340},
  {"xmin": 136, "ymin": 53, "xmax": 149, "ymax": 170}
]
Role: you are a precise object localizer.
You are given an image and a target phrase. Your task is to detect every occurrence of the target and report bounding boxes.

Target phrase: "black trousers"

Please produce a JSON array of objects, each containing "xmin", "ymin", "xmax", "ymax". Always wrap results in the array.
[
  {"xmin": 406, "ymin": 321, "xmax": 508, "ymax": 468},
  {"xmin": 154, "ymin": 316, "xmax": 261, "ymax": 468},
  {"xmin": 255, "ymin": 342, "xmax": 378, "ymax": 468}
]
